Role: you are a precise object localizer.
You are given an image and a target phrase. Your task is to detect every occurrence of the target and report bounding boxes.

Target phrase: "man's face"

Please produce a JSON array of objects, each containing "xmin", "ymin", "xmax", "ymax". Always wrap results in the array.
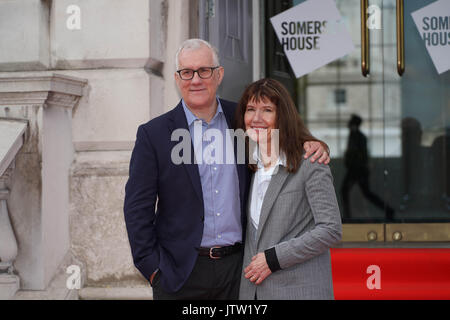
[{"xmin": 175, "ymin": 46, "xmax": 224, "ymax": 111}]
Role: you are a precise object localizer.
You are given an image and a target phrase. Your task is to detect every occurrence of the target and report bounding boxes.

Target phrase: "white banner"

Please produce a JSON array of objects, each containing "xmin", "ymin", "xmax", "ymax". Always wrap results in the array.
[
  {"xmin": 270, "ymin": 0, "xmax": 355, "ymax": 78},
  {"xmin": 411, "ymin": 0, "xmax": 450, "ymax": 74}
]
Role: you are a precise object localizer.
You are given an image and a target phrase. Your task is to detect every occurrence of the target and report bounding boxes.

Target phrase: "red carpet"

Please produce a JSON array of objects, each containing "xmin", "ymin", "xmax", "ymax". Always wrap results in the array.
[{"xmin": 330, "ymin": 248, "xmax": 450, "ymax": 300}]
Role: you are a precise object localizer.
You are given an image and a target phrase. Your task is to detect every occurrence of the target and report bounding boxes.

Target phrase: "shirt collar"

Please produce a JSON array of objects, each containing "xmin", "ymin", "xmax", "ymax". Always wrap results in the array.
[
  {"xmin": 182, "ymin": 98, "xmax": 223, "ymax": 126},
  {"xmin": 252, "ymin": 146, "xmax": 287, "ymax": 174}
]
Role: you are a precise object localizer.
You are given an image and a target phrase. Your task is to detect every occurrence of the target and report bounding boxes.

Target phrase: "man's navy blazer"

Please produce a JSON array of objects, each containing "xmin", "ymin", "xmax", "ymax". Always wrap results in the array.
[{"xmin": 124, "ymin": 99, "xmax": 250, "ymax": 293}]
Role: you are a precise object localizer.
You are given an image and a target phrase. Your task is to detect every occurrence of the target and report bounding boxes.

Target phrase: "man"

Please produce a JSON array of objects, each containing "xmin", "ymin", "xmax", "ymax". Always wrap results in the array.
[{"xmin": 124, "ymin": 39, "xmax": 329, "ymax": 300}]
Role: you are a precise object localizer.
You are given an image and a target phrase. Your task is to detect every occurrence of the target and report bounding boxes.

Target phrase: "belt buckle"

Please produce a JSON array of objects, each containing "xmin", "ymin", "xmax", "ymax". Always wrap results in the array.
[{"xmin": 209, "ymin": 246, "xmax": 221, "ymax": 259}]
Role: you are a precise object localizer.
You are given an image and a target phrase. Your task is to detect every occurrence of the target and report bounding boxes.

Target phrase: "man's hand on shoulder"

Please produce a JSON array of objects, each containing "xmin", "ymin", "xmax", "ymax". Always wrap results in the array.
[{"xmin": 303, "ymin": 141, "xmax": 330, "ymax": 165}]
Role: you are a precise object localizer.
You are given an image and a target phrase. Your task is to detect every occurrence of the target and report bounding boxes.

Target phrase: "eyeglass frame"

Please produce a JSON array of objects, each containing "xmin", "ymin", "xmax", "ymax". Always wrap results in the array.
[{"xmin": 176, "ymin": 66, "xmax": 221, "ymax": 80}]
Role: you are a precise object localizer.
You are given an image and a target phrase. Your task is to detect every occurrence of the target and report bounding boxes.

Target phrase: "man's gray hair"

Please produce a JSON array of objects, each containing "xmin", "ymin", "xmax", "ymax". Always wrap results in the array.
[{"xmin": 175, "ymin": 38, "xmax": 220, "ymax": 70}]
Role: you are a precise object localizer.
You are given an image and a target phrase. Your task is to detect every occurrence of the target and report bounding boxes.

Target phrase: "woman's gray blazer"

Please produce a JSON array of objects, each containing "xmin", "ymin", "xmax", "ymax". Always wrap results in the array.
[{"xmin": 239, "ymin": 158, "xmax": 342, "ymax": 300}]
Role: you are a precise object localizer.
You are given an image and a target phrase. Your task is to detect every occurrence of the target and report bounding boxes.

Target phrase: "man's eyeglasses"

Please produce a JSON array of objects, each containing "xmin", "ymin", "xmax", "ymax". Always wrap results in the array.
[{"xmin": 176, "ymin": 66, "xmax": 220, "ymax": 80}]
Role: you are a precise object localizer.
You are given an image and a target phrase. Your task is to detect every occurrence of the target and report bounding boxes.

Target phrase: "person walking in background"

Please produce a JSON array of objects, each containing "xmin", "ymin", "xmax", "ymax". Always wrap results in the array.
[{"xmin": 341, "ymin": 114, "xmax": 394, "ymax": 221}]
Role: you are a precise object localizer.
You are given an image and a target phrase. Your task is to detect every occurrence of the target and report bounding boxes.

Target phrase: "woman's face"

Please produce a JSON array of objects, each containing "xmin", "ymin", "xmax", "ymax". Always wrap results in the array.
[{"xmin": 244, "ymin": 97, "xmax": 277, "ymax": 145}]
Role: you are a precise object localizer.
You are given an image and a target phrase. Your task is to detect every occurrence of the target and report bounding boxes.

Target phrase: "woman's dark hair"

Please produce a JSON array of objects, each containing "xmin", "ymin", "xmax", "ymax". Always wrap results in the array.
[{"xmin": 235, "ymin": 78, "xmax": 329, "ymax": 173}]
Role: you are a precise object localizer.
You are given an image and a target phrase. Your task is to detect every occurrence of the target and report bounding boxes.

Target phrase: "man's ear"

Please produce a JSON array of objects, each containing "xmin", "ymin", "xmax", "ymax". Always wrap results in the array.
[
  {"xmin": 217, "ymin": 66, "xmax": 224, "ymax": 85},
  {"xmin": 174, "ymin": 72, "xmax": 181, "ymax": 88}
]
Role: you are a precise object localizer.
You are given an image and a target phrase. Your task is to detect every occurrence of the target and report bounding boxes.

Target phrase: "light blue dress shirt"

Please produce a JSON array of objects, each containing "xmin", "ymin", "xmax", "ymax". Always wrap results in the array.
[{"xmin": 182, "ymin": 99, "xmax": 242, "ymax": 247}]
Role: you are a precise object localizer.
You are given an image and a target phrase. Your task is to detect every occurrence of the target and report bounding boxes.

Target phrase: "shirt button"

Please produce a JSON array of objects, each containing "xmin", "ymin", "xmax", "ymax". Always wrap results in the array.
[
  {"xmin": 217, "ymin": 235, "xmax": 222, "ymax": 239},
  {"xmin": 213, "ymin": 167, "xmax": 217, "ymax": 171},
  {"xmin": 215, "ymin": 190, "xmax": 219, "ymax": 194},
  {"xmin": 217, "ymin": 213, "xmax": 221, "ymax": 216}
]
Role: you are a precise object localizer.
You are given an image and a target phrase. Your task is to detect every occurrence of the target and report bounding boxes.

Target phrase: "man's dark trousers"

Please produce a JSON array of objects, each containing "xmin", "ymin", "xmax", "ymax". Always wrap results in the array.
[{"xmin": 152, "ymin": 249, "xmax": 243, "ymax": 300}]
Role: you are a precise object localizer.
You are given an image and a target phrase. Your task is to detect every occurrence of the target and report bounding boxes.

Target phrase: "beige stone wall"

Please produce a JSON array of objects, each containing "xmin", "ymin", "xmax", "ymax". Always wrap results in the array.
[{"xmin": 69, "ymin": 151, "xmax": 147, "ymax": 287}]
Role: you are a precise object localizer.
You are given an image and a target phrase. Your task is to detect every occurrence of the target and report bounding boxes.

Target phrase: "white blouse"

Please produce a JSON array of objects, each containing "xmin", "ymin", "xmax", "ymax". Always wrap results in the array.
[{"xmin": 249, "ymin": 148, "xmax": 286, "ymax": 230}]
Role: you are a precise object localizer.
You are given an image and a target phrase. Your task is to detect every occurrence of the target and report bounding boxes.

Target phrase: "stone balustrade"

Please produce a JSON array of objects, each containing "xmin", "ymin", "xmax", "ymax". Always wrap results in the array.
[
  {"xmin": 0, "ymin": 120, "xmax": 26, "ymax": 299},
  {"xmin": 0, "ymin": 73, "xmax": 86, "ymax": 298}
]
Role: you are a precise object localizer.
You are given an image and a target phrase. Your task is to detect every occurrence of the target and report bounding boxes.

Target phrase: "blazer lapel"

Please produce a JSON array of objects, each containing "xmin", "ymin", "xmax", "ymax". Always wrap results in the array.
[
  {"xmin": 256, "ymin": 166, "xmax": 289, "ymax": 244},
  {"xmin": 168, "ymin": 101, "xmax": 204, "ymax": 209}
]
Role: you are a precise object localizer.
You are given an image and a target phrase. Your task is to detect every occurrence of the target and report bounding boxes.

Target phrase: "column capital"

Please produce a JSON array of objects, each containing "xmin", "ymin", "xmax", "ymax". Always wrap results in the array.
[{"xmin": 0, "ymin": 72, "xmax": 87, "ymax": 109}]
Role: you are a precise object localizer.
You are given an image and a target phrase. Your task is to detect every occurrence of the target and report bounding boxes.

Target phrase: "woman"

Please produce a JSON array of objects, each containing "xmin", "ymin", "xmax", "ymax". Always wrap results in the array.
[{"xmin": 236, "ymin": 78, "xmax": 342, "ymax": 300}]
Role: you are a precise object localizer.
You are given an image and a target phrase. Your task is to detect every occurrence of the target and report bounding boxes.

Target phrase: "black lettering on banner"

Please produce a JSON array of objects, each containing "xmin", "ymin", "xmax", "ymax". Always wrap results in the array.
[
  {"xmin": 423, "ymin": 32, "xmax": 430, "ymax": 45},
  {"xmin": 314, "ymin": 20, "xmax": 322, "ymax": 33},
  {"xmin": 421, "ymin": 16, "xmax": 450, "ymax": 46},
  {"xmin": 281, "ymin": 21, "xmax": 288, "ymax": 35},
  {"xmin": 297, "ymin": 21, "xmax": 307, "ymax": 34},
  {"xmin": 427, "ymin": 16, "xmax": 450, "ymax": 30},
  {"xmin": 281, "ymin": 37, "xmax": 289, "ymax": 51},
  {"xmin": 278, "ymin": 20, "xmax": 326, "ymax": 51},
  {"xmin": 423, "ymin": 32, "xmax": 450, "ymax": 46},
  {"xmin": 290, "ymin": 37, "xmax": 297, "ymax": 50},
  {"xmin": 306, "ymin": 36, "xmax": 313, "ymax": 49},
  {"xmin": 423, "ymin": 16, "xmax": 430, "ymax": 31},
  {"xmin": 289, "ymin": 21, "xmax": 296, "ymax": 34},
  {"xmin": 431, "ymin": 16, "xmax": 438, "ymax": 30},
  {"xmin": 439, "ymin": 16, "xmax": 449, "ymax": 29}
]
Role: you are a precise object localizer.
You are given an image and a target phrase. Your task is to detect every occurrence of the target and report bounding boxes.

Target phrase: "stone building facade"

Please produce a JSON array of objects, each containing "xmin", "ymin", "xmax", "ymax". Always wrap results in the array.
[{"xmin": 0, "ymin": 0, "xmax": 195, "ymax": 299}]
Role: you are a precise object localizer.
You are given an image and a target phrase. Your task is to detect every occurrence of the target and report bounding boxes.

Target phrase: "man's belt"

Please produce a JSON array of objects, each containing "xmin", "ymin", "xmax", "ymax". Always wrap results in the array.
[{"xmin": 198, "ymin": 243, "xmax": 243, "ymax": 259}]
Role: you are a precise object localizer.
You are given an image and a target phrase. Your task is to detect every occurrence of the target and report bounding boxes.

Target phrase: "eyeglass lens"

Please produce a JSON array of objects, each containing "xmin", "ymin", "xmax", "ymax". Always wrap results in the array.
[{"xmin": 179, "ymin": 67, "xmax": 216, "ymax": 80}]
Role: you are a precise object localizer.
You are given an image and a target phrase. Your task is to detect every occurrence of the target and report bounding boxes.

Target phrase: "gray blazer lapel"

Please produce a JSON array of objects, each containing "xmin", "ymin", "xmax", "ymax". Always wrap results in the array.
[{"xmin": 256, "ymin": 166, "xmax": 289, "ymax": 244}]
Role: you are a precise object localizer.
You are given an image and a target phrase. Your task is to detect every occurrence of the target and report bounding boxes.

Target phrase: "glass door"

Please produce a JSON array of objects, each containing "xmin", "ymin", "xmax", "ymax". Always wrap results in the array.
[
  {"xmin": 382, "ymin": 0, "xmax": 450, "ymax": 242},
  {"xmin": 265, "ymin": 0, "xmax": 450, "ymax": 242},
  {"xmin": 304, "ymin": 0, "xmax": 388, "ymax": 228}
]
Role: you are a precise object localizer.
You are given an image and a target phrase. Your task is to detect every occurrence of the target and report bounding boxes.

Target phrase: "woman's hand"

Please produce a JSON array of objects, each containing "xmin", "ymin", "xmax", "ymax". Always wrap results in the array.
[
  {"xmin": 244, "ymin": 253, "xmax": 272, "ymax": 285},
  {"xmin": 303, "ymin": 141, "xmax": 330, "ymax": 164}
]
